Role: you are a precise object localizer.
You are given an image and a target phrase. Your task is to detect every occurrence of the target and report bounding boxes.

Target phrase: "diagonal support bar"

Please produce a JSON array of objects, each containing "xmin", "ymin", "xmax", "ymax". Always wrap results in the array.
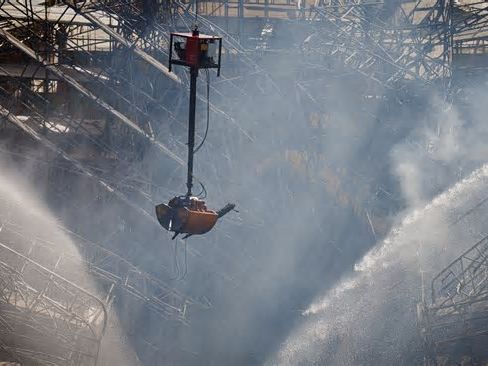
[{"xmin": 0, "ymin": 26, "xmax": 185, "ymax": 166}]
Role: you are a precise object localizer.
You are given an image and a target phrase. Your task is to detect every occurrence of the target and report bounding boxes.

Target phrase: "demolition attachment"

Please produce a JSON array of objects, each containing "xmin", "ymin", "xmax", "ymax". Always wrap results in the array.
[{"xmin": 155, "ymin": 27, "xmax": 233, "ymax": 239}]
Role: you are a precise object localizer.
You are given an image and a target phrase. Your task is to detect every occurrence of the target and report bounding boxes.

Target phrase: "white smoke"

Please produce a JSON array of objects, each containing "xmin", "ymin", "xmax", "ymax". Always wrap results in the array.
[{"xmin": 267, "ymin": 94, "xmax": 488, "ymax": 365}]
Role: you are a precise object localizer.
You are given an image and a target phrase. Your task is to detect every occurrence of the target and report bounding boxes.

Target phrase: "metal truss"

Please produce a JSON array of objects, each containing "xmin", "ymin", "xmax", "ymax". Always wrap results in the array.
[
  {"xmin": 0, "ymin": 0, "xmax": 246, "ymax": 166},
  {"xmin": 0, "ymin": 0, "xmax": 187, "ymax": 261},
  {"xmin": 0, "ymin": 218, "xmax": 196, "ymax": 324},
  {"xmin": 0, "ymin": 0, "xmax": 184, "ymax": 163},
  {"xmin": 419, "ymin": 234, "xmax": 488, "ymax": 363},
  {"xmin": 0, "ymin": 0, "xmax": 260, "ymax": 278},
  {"xmin": 0, "ymin": 240, "xmax": 107, "ymax": 366},
  {"xmin": 431, "ymin": 234, "xmax": 488, "ymax": 326},
  {"xmin": 0, "ymin": 0, "xmax": 254, "ymax": 191},
  {"xmin": 0, "ymin": 0, "xmax": 250, "ymax": 280},
  {"xmin": 3, "ymin": 0, "xmax": 488, "ymax": 363},
  {"xmin": 300, "ymin": 1, "xmax": 488, "ymax": 91},
  {"xmin": 0, "ymin": 158, "xmax": 205, "ymax": 319},
  {"xmin": 61, "ymin": 0, "xmax": 251, "ymax": 122},
  {"xmin": 416, "ymin": 189, "xmax": 488, "ymax": 363},
  {"xmin": 300, "ymin": 0, "xmax": 452, "ymax": 90},
  {"xmin": 0, "ymin": 101, "xmax": 162, "ymax": 223},
  {"xmin": 0, "ymin": 175, "xmax": 204, "ymax": 364},
  {"xmin": 452, "ymin": 1, "xmax": 488, "ymax": 36}
]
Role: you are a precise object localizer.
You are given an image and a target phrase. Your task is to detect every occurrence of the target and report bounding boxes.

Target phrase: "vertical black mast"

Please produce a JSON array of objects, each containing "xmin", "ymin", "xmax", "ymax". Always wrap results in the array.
[{"xmin": 186, "ymin": 66, "xmax": 198, "ymax": 197}]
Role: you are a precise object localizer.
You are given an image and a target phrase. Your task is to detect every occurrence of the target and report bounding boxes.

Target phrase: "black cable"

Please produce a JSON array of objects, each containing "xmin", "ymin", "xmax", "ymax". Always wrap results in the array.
[
  {"xmin": 194, "ymin": 69, "xmax": 210, "ymax": 154},
  {"xmin": 196, "ymin": 180, "xmax": 207, "ymax": 199},
  {"xmin": 192, "ymin": 70, "xmax": 210, "ymax": 200}
]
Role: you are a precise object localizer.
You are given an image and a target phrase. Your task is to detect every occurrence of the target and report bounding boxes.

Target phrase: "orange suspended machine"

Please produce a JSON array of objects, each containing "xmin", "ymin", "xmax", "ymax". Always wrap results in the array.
[{"xmin": 155, "ymin": 27, "xmax": 235, "ymax": 239}]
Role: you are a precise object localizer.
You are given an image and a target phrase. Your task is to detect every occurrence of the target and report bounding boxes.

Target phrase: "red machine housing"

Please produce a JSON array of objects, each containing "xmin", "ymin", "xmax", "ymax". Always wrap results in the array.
[
  {"xmin": 185, "ymin": 34, "xmax": 200, "ymax": 66},
  {"xmin": 169, "ymin": 29, "xmax": 222, "ymax": 73}
]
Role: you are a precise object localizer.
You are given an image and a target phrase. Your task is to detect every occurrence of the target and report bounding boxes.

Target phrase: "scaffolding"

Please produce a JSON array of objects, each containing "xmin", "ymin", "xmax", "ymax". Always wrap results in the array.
[
  {"xmin": 0, "ymin": 179, "xmax": 206, "ymax": 364},
  {"xmin": 418, "ymin": 190, "xmax": 488, "ymax": 365},
  {"xmin": 419, "ymin": 234, "xmax": 488, "ymax": 364},
  {"xmin": 0, "ymin": 240, "xmax": 107, "ymax": 366},
  {"xmin": 1, "ymin": 0, "xmax": 488, "ymax": 364}
]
